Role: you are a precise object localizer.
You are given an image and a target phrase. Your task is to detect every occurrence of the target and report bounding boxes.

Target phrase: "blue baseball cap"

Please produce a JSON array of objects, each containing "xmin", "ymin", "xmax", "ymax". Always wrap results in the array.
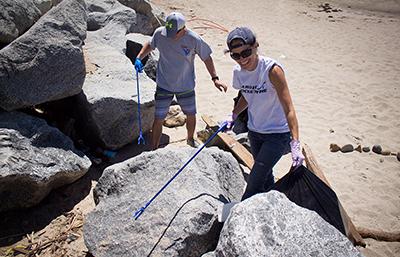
[
  {"xmin": 161, "ymin": 12, "xmax": 186, "ymax": 38},
  {"xmin": 226, "ymin": 27, "xmax": 256, "ymax": 50}
]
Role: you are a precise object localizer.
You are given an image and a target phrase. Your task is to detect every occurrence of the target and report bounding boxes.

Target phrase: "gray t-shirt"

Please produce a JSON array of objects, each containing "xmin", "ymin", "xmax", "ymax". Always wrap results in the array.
[{"xmin": 150, "ymin": 27, "xmax": 212, "ymax": 92}]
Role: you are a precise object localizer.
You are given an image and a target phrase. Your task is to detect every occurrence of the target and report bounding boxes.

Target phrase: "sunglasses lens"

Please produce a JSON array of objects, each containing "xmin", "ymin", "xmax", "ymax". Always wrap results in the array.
[
  {"xmin": 241, "ymin": 48, "xmax": 252, "ymax": 58},
  {"xmin": 230, "ymin": 48, "xmax": 252, "ymax": 60},
  {"xmin": 230, "ymin": 53, "xmax": 241, "ymax": 60}
]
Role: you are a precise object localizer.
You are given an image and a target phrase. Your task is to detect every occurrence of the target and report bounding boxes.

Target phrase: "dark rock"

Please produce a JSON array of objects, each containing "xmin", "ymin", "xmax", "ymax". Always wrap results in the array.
[
  {"xmin": 354, "ymin": 145, "xmax": 362, "ymax": 153},
  {"xmin": 362, "ymin": 146, "xmax": 370, "ymax": 152},
  {"xmin": 381, "ymin": 150, "xmax": 391, "ymax": 156},
  {"xmin": 330, "ymin": 143, "xmax": 340, "ymax": 152},
  {"xmin": 340, "ymin": 144, "xmax": 354, "ymax": 153},
  {"xmin": 372, "ymin": 145, "xmax": 382, "ymax": 154}
]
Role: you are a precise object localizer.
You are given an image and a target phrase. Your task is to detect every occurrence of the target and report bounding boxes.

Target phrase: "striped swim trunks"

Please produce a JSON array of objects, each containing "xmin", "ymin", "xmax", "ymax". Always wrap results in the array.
[{"xmin": 154, "ymin": 86, "xmax": 196, "ymax": 119}]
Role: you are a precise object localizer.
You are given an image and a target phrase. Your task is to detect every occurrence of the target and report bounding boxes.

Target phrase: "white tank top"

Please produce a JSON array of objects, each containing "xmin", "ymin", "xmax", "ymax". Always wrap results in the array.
[{"xmin": 232, "ymin": 56, "xmax": 289, "ymax": 133}]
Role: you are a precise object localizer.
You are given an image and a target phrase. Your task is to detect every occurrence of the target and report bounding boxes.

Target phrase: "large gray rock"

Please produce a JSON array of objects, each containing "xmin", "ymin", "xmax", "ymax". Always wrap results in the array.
[
  {"xmin": 33, "ymin": 0, "xmax": 53, "ymax": 15},
  {"xmin": 204, "ymin": 191, "xmax": 363, "ymax": 257},
  {"xmin": 118, "ymin": 0, "xmax": 163, "ymax": 33},
  {"xmin": 0, "ymin": 0, "xmax": 87, "ymax": 111},
  {"xmin": 0, "ymin": 0, "xmax": 41, "ymax": 44},
  {"xmin": 86, "ymin": 0, "xmax": 156, "ymax": 50},
  {"xmin": 77, "ymin": 41, "xmax": 155, "ymax": 149},
  {"xmin": 84, "ymin": 146, "xmax": 245, "ymax": 257},
  {"xmin": 0, "ymin": 111, "xmax": 91, "ymax": 212}
]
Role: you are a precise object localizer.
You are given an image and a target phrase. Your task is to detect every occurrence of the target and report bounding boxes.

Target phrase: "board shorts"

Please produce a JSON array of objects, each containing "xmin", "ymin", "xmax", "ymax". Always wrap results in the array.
[{"xmin": 154, "ymin": 86, "xmax": 196, "ymax": 119}]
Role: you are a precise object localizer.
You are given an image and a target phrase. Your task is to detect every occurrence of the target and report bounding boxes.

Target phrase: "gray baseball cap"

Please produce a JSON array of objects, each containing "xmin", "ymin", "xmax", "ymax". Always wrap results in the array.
[
  {"xmin": 226, "ymin": 27, "xmax": 256, "ymax": 50},
  {"xmin": 161, "ymin": 12, "xmax": 186, "ymax": 38}
]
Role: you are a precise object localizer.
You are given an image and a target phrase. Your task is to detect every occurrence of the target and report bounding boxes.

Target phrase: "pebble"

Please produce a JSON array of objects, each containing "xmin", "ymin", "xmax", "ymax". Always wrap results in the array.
[
  {"xmin": 330, "ymin": 143, "xmax": 340, "ymax": 152},
  {"xmin": 381, "ymin": 150, "xmax": 391, "ymax": 156},
  {"xmin": 372, "ymin": 145, "xmax": 382, "ymax": 154},
  {"xmin": 362, "ymin": 146, "xmax": 370, "ymax": 152},
  {"xmin": 355, "ymin": 145, "xmax": 362, "ymax": 153},
  {"xmin": 341, "ymin": 144, "xmax": 354, "ymax": 153},
  {"xmin": 397, "ymin": 152, "xmax": 400, "ymax": 162}
]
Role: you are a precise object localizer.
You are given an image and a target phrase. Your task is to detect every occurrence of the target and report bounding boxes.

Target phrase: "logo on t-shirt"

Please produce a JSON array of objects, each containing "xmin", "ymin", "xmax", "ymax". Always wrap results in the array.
[
  {"xmin": 181, "ymin": 45, "xmax": 191, "ymax": 56},
  {"xmin": 241, "ymin": 81, "xmax": 267, "ymax": 94}
]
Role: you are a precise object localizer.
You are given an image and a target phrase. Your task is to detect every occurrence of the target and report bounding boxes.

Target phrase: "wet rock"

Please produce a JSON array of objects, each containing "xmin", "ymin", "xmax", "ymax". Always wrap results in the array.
[
  {"xmin": 381, "ymin": 150, "xmax": 391, "ymax": 156},
  {"xmin": 340, "ymin": 144, "xmax": 354, "ymax": 153},
  {"xmin": 362, "ymin": 146, "xmax": 370, "ymax": 152},
  {"xmin": 372, "ymin": 145, "xmax": 382, "ymax": 154},
  {"xmin": 354, "ymin": 145, "xmax": 362, "ymax": 153},
  {"xmin": 397, "ymin": 152, "xmax": 400, "ymax": 162},
  {"xmin": 330, "ymin": 143, "xmax": 340, "ymax": 152}
]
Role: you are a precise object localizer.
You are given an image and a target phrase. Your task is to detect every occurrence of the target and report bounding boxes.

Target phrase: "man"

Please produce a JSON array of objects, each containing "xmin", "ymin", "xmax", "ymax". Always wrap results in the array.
[{"xmin": 135, "ymin": 12, "xmax": 227, "ymax": 150}]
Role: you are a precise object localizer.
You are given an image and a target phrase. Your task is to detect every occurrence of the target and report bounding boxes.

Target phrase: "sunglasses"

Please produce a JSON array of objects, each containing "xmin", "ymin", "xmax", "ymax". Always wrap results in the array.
[{"xmin": 230, "ymin": 48, "xmax": 253, "ymax": 60}]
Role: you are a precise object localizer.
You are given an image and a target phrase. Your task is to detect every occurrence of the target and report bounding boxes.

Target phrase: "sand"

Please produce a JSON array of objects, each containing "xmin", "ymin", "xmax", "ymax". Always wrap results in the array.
[
  {"xmin": 1, "ymin": 0, "xmax": 399, "ymax": 256},
  {"xmin": 153, "ymin": 0, "xmax": 400, "ymax": 256}
]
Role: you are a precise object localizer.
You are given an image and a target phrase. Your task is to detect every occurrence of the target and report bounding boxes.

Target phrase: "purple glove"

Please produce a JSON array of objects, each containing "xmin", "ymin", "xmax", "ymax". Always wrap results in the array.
[
  {"xmin": 226, "ymin": 113, "xmax": 238, "ymax": 130},
  {"xmin": 290, "ymin": 139, "xmax": 304, "ymax": 168}
]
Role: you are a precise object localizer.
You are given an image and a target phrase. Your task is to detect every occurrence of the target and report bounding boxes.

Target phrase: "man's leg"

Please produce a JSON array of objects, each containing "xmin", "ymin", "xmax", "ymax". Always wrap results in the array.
[
  {"xmin": 186, "ymin": 114, "xmax": 196, "ymax": 141},
  {"xmin": 152, "ymin": 87, "xmax": 173, "ymax": 150},
  {"xmin": 151, "ymin": 118, "xmax": 164, "ymax": 150},
  {"xmin": 176, "ymin": 90, "xmax": 197, "ymax": 146}
]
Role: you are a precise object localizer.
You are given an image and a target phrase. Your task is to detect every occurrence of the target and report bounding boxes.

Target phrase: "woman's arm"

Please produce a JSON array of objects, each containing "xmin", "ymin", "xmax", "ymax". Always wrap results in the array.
[{"xmin": 269, "ymin": 65, "xmax": 300, "ymax": 141}]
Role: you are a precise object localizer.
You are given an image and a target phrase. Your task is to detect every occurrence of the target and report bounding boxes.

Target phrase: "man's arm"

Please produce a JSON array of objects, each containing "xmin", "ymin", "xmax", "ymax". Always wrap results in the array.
[
  {"xmin": 137, "ymin": 41, "xmax": 153, "ymax": 60},
  {"xmin": 203, "ymin": 56, "xmax": 228, "ymax": 92}
]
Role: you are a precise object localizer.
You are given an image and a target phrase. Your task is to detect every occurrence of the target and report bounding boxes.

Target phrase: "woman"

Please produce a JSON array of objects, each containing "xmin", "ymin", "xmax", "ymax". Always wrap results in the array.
[{"xmin": 226, "ymin": 27, "xmax": 304, "ymax": 200}]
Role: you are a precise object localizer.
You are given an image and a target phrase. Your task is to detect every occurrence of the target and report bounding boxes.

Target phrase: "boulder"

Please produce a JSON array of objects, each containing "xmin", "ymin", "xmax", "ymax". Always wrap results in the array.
[
  {"xmin": 204, "ymin": 191, "xmax": 363, "ymax": 257},
  {"xmin": 86, "ymin": 0, "xmax": 156, "ymax": 52},
  {"xmin": 0, "ymin": 0, "xmax": 87, "ymax": 111},
  {"xmin": 0, "ymin": 111, "xmax": 91, "ymax": 212},
  {"xmin": 76, "ymin": 41, "xmax": 156, "ymax": 149},
  {"xmin": 84, "ymin": 146, "xmax": 245, "ymax": 257},
  {"xmin": 0, "ymin": 0, "xmax": 41, "ymax": 45}
]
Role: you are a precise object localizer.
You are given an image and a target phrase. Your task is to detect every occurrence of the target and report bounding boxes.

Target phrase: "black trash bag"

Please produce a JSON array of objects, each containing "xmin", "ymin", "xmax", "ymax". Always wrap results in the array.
[
  {"xmin": 272, "ymin": 165, "xmax": 346, "ymax": 235},
  {"xmin": 232, "ymin": 91, "xmax": 248, "ymax": 134}
]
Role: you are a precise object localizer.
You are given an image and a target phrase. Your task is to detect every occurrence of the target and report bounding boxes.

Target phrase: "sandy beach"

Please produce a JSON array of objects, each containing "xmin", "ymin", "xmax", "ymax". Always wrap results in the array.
[
  {"xmin": 153, "ymin": 0, "xmax": 400, "ymax": 256},
  {"xmin": 1, "ymin": 0, "xmax": 399, "ymax": 256}
]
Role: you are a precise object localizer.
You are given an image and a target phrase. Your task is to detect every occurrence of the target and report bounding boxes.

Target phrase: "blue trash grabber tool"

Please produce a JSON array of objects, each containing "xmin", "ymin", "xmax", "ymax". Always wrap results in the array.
[
  {"xmin": 136, "ymin": 69, "xmax": 145, "ymax": 145},
  {"xmin": 133, "ymin": 121, "xmax": 228, "ymax": 220}
]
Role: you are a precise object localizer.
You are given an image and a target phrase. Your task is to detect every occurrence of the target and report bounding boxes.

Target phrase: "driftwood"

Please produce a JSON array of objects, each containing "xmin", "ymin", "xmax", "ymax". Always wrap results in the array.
[
  {"xmin": 201, "ymin": 114, "xmax": 254, "ymax": 170},
  {"xmin": 302, "ymin": 143, "xmax": 366, "ymax": 247},
  {"xmin": 357, "ymin": 227, "xmax": 400, "ymax": 242}
]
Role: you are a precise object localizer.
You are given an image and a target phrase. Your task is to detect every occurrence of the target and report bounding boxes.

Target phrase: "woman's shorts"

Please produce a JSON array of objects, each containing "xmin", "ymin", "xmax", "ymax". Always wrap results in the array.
[{"xmin": 154, "ymin": 87, "xmax": 196, "ymax": 119}]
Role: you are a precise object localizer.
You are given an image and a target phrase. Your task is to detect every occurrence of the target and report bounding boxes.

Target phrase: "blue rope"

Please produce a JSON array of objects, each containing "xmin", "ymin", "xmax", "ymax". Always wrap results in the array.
[
  {"xmin": 133, "ymin": 121, "xmax": 228, "ymax": 220},
  {"xmin": 136, "ymin": 70, "xmax": 145, "ymax": 145}
]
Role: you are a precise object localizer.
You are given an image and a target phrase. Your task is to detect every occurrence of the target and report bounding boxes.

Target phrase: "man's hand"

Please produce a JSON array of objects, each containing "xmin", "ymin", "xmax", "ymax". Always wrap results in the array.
[
  {"xmin": 213, "ymin": 79, "xmax": 228, "ymax": 92},
  {"xmin": 290, "ymin": 139, "xmax": 305, "ymax": 168},
  {"xmin": 135, "ymin": 58, "xmax": 144, "ymax": 73}
]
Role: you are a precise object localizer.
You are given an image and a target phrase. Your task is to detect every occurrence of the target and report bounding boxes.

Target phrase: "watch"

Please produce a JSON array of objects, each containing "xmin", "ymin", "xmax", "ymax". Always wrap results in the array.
[{"xmin": 211, "ymin": 76, "xmax": 219, "ymax": 81}]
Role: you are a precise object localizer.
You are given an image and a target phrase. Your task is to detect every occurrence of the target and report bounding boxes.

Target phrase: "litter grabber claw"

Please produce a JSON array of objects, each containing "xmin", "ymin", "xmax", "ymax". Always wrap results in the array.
[
  {"xmin": 136, "ymin": 69, "xmax": 145, "ymax": 145},
  {"xmin": 133, "ymin": 121, "xmax": 228, "ymax": 220}
]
